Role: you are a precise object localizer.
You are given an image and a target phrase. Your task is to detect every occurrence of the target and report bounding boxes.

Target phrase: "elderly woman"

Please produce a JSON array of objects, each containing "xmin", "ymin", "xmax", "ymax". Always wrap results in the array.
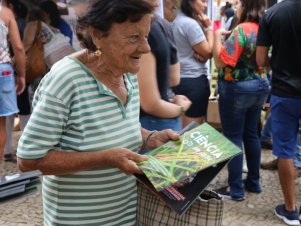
[{"xmin": 17, "ymin": 0, "xmax": 179, "ymax": 225}]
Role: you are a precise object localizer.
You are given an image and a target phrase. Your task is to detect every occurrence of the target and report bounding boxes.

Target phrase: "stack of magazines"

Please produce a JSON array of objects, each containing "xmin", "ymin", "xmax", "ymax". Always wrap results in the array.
[{"xmin": 0, "ymin": 170, "xmax": 41, "ymax": 202}]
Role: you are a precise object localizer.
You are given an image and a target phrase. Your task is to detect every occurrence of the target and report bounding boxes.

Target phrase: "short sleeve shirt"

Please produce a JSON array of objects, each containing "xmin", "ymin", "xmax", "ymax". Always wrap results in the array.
[
  {"xmin": 218, "ymin": 22, "xmax": 267, "ymax": 81},
  {"xmin": 172, "ymin": 12, "xmax": 208, "ymax": 78},
  {"xmin": 257, "ymin": 0, "xmax": 301, "ymax": 97},
  {"xmin": 17, "ymin": 57, "xmax": 142, "ymax": 225}
]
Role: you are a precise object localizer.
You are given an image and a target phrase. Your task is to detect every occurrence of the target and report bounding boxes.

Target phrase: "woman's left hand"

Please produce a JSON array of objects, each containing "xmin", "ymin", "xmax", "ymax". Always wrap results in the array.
[{"xmin": 146, "ymin": 129, "xmax": 180, "ymax": 150}]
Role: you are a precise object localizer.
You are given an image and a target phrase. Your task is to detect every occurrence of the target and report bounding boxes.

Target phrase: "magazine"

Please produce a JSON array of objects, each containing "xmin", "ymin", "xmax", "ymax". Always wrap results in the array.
[
  {"xmin": 135, "ymin": 122, "xmax": 241, "ymax": 215},
  {"xmin": 138, "ymin": 123, "xmax": 241, "ymax": 191}
]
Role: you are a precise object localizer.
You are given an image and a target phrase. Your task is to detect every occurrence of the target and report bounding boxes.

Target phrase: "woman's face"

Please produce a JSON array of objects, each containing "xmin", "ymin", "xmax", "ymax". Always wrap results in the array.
[
  {"xmin": 97, "ymin": 14, "xmax": 152, "ymax": 75},
  {"xmin": 235, "ymin": 0, "xmax": 243, "ymax": 19},
  {"xmin": 164, "ymin": 0, "xmax": 177, "ymax": 22},
  {"xmin": 192, "ymin": 0, "xmax": 207, "ymax": 14}
]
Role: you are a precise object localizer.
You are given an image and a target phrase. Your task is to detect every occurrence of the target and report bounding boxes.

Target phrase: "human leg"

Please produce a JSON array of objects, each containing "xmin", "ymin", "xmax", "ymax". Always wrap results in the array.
[
  {"xmin": 0, "ymin": 64, "xmax": 19, "ymax": 160},
  {"xmin": 218, "ymin": 78, "xmax": 269, "ymax": 199},
  {"xmin": 271, "ymin": 95, "xmax": 301, "ymax": 213},
  {"xmin": 243, "ymin": 96, "xmax": 267, "ymax": 193},
  {"xmin": 19, "ymin": 114, "xmax": 30, "ymax": 130},
  {"xmin": 293, "ymin": 122, "xmax": 301, "ymax": 168},
  {"xmin": 261, "ymin": 113, "xmax": 272, "ymax": 141},
  {"xmin": 3, "ymin": 115, "xmax": 14, "ymax": 160},
  {"xmin": 218, "ymin": 81, "xmax": 245, "ymax": 200},
  {"xmin": 278, "ymin": 159, "xmax": 296, "ymax": 211},
  {"xmin": 0, "ymin": 117, "xmax": 6, "ymax": 159},
  {"xmin": 261, "ymin": 113, "xmax": 273, "ymax": 149},
  {"xmin": 17, "ymin": 85, "xmax": 31, "ymax": 131}
]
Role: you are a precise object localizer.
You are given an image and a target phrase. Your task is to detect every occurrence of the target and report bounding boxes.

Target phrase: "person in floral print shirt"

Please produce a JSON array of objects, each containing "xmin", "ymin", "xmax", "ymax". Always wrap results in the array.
[
  {"xmin": 218, "ymin": 22, "xmax": 267, "ymax": 81},
  {"xmin": 212, "ymin": 0, "xmax": 270, "ymax": 201}
]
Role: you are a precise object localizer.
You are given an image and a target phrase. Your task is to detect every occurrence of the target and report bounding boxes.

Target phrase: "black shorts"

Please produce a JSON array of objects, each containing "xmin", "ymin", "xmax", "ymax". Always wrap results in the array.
[
  {"xmin": 17, "ymin": 86, "xmax": 31, "ymax": 115},
  {"xmin": 173, "ymin": 75, "xmax": 210, "ymax": 118}
]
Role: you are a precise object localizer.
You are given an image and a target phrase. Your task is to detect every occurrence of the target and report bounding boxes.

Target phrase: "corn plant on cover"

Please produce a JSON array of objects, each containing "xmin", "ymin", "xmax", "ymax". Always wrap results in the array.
[{"xmin": 138, "ymin": 123, "xmax": 241, "ymax": 191}]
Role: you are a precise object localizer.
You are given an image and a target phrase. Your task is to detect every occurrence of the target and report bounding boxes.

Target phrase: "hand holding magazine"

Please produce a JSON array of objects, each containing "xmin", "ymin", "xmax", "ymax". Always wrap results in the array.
[
  {"xmin": 135, "ymin": 122, "xmax": 241, "ymax": 215},
  {"xmin": 138, "ymin": 123, "xmax": 241, "ymax": 191}
]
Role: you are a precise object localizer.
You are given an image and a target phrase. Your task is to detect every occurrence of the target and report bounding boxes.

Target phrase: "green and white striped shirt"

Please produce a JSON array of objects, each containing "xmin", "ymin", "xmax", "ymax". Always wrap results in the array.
[{"xmin": 17, "ymin": 57, "xmax": 143, "ymax": 226}]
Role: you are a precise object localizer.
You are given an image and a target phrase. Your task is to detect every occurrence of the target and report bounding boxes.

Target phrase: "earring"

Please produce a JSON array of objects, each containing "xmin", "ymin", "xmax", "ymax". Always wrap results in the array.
[{"xmin": 95, "ymin": 48, "xmax": 102, "ymax": 57}]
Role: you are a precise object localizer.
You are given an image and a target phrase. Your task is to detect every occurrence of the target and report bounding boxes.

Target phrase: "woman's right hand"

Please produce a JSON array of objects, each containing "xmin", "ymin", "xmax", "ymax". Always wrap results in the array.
[
  {"xmin": 105, "ymin": 148, "xmax": 148, "ymax": 175},
  {"xmin": 16, "ymin": 75, "xmax": 26, "ymax": 95},
  {"xmin": 197, "ymin": 13, "xmax": 212, "ymax": 28},
  {"xmin": 173, "ymin": 95, "xmax": 192, "ymax": 112}
]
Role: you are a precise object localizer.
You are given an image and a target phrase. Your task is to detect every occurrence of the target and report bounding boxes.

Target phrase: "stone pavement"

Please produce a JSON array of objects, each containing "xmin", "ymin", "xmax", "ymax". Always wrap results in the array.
[{"xmin": 0, "ymin": 131, "xmax": 299, "ymax": 226}]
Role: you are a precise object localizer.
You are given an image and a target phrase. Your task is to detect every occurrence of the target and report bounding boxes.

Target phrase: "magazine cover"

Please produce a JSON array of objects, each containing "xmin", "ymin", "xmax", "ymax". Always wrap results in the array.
[
  {"xmin": 138, "ymin": 123, "xmax": 241, "ymax": 191},
  {"xmin": 136, "ymin": 160, "xmax": 227, "ymax": 215}
]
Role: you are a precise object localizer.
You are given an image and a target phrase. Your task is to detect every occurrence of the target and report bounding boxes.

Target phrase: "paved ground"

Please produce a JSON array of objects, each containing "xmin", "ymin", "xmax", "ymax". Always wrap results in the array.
[{"xmin": 0, "ymin": 131, "xmax": 299, "ymax": 226}]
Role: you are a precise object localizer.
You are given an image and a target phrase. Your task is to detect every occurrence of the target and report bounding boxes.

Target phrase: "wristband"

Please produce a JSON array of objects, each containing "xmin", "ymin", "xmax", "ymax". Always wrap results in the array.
[
  {"xmin": 204, "ymin": 26, "xmax": 213, "ymax": 32},
  {"xmin": 178, "ymin": 105, "xmax": 185, "ymax": 116},
  {"xmin": 145, "ymin": 130, "xmax": 158, "ymax": 150}
]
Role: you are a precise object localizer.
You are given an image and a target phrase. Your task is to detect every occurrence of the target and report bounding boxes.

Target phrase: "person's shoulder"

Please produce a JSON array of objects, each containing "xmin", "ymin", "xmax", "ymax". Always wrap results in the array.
[
  {"xmin": 264, "ymin": 0, "xmax": 291, "ymax": 16},
  {"xmin": 175, "ymin": 12, "xmax": 195, "ymax": 23},
  {"xmin": 156, "ymin": 16, "xmax": 172, "ymax": 31},
  {"xmin": 238, "ymin": 22, "xmax": 258, "ymax": 29},
  {"xmin": 174, "ymin": 13, "xmax": 199, "ymax": 29},
  {"xmin": 0, "ymin": 7, "xmax": 14, "ymax": 24},
  {"xmin": 41, "ymin": 57, "xmax": 94, "ymax": 101},
  {"xmin": 49, "ymin": 57, "xmax": 87, "ymax": 79},
  {"xmin": 45, "ymin": 57, "xmax": 88, "ymax": 87}
]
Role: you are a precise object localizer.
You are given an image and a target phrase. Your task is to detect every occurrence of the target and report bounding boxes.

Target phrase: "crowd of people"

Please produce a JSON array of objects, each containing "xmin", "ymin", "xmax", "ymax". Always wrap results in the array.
[{"xmin": 0, "ymin": 0, "xmax": 300, "ymax": 225}]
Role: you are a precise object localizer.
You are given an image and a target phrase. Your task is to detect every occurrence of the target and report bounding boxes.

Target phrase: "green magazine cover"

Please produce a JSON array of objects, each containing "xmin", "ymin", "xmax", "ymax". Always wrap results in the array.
[{"xmin": 138, "ymin": 123, "xmax": 241, "ymax": 191}]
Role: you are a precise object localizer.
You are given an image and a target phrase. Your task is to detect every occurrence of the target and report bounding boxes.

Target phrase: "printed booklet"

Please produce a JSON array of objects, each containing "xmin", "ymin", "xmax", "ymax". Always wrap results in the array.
[{"xmin": 135, "ymin": 122, "xmax": 241, "ymax": 215}]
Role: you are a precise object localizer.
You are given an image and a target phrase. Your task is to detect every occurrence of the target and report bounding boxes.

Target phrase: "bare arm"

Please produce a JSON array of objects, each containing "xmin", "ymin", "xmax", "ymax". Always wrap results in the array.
[
  {"xmin": 18, "ymin": 147, "xmax": 147, "ymax": 175},
  {"xmin": 137, "ymin": 52, "xmax": 190, "ymax": 118},
  {"xmin": 6, "ymin": 8, "xmax": 25, "ymax": 94},
  {"xmin": 192, "ymin": 13, "xmax": 214, "ymax": 61},
  {"xmin": 192, "ymin": 36, "xmax": 213, "ymax": 61},
  {"xmin": 18, "ymin": 128, "xmax": 180, "ymax": 175},
  {"xmin": 256, "ymin": 46, "xmax": 270, "ymax": 67},
  {"xmin": 213, "ymin": 29, "xmax": 230, "ymax": 69}
]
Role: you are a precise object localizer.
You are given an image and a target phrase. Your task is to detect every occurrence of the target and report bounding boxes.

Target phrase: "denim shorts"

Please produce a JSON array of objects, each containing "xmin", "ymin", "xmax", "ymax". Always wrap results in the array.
[
  {"xmin": 140, "ymin": 115, "xmax": 181, "ymax": 132},
  {"xmin": 173, "ymin": 75, "xmax": 210, "ymax": 117},
  {"xmin": 0, "ymin": 63, "xmax": 19, "ymax": 116},
  {"xmin": 271, "ymin": 95, "xmax": 301, "ymax": 159}
]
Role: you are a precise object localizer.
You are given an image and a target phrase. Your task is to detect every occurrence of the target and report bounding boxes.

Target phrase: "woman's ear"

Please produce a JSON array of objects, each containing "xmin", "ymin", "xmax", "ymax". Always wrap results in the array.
[{"xmin": 88, "ymin": 26, "xmax": 103, "ymax": 49}]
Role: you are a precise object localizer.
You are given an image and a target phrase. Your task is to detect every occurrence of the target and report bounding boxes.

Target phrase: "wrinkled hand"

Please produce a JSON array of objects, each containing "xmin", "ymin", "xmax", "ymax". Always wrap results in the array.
[
  {"xmin": 105, "ymin": 148, "xmax": 148, "ymax": 175},
  {"xmin": 172, "ymin": 95, "xmax": 192, "ymax": 112},
  {"xmin": 15, "ymin": 76, "xmax": 25, "ymax": 95},
  {"xmin": 147, "ymin": 129, "xmax": 180, "ymax": 150}
]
